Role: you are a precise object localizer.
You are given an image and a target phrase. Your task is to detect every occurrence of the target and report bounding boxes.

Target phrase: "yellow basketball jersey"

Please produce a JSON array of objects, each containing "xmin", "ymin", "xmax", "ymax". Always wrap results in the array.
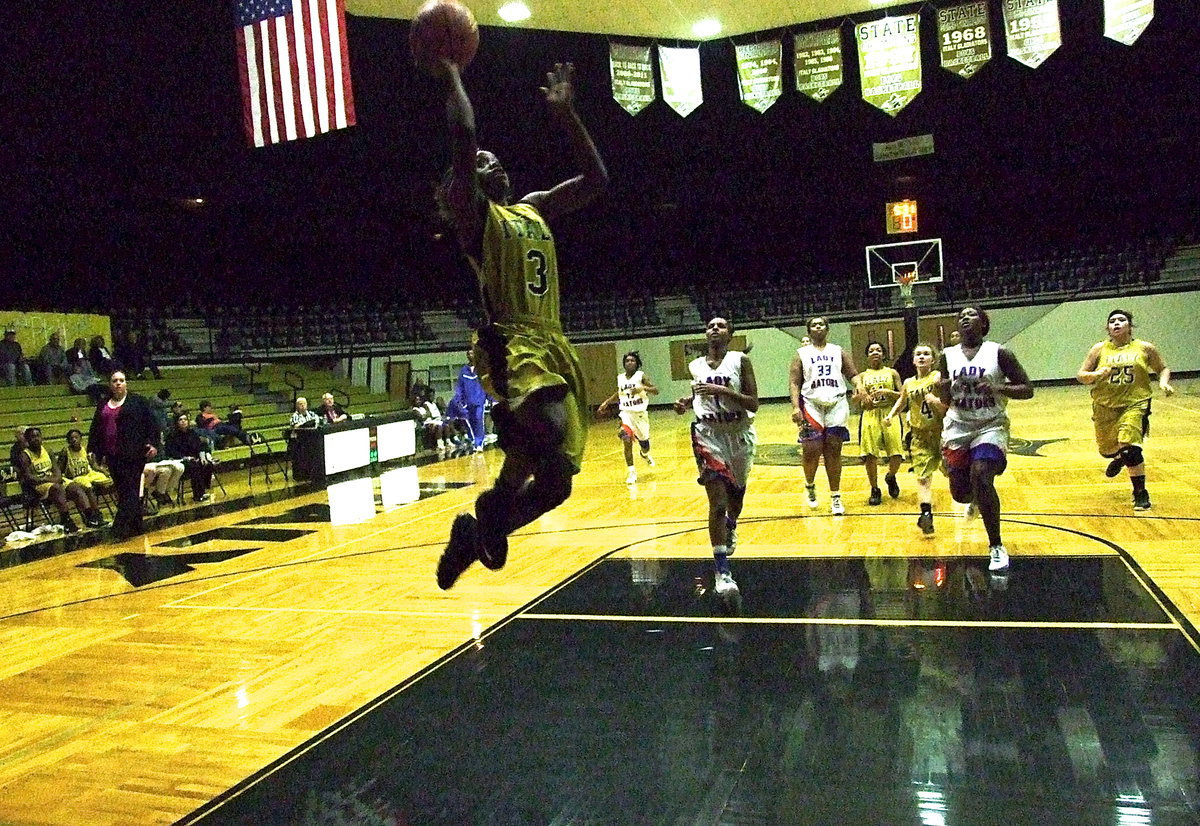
[
  {"xmin": 902, "ymin": 371, "xmax": 943, "ymax": 434},
  {"xmin": 1092, "ymin": 339, "xmax": 1152, "ymax": 408},
  {"xmin": 468, "ymin": 201, "xmax": 559, "ymax": 328},
  {"xmin": 860, "ymin": 367, "xmax": 896, "ymax": 399},
  {"xmin": 24, "ymin": 446, "xmax": 54, "ymax": 482},
  {"xmin": 62, "ymin": 446, "xmax": 92, "ymax": 479}
]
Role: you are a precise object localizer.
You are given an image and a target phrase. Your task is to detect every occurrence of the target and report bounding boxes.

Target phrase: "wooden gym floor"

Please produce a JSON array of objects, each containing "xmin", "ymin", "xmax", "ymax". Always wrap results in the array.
[{"xmin": 0, "ymin": 383, "xmax": 1198, "ymax": 825}]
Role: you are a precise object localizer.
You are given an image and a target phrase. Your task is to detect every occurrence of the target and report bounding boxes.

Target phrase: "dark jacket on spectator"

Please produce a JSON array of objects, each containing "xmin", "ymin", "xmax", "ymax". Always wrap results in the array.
[
  {"xmin": 87, "ymin": 393, "xmax": 161, "ymax": 462},
  {"xmin": 165, "ymin": 428, "xmax": 207, "ymax": 461}
]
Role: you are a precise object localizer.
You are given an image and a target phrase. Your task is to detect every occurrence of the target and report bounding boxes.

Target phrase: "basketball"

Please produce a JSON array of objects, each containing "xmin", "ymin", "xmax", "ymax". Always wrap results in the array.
[{"xmin": 409, "ymin": 0, "xmax": 479, "ymax": 74}]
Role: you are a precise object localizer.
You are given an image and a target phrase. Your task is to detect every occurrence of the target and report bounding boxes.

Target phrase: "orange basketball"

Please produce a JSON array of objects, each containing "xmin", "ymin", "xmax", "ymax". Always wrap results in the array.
[{"xmin": 409, "ymin": 0, "xmax": 479, "ymax": 74}]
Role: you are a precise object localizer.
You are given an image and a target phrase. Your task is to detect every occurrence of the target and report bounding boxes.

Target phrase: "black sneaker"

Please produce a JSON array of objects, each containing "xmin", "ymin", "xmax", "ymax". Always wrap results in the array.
[
  {"xmin": 868, "ymin": 488, "xmax": 882, "ymax": 506},
  {"xmin": 1105, "ymin": 456, "xmax": 1125, "ymax": 478},
  {"xmin": 437, "ymin": 513, "xmax": 481, "ymax": 590},
  {"xmin": 62, "ymin": 517, "xmax": 80, "ymax": 534},
  {"xmin": 474, "ymin": 491, "xmax": 510, "ymax": 571},
  {"xmin": 1133, "ymin": 489, "xmax": 1152, "ymax": 511},
  {"xmin": 886, "ymin": 474, "xmax": 900, "ymax": 499},
  {"xmin": 917, "ymin": 511, "xmax": 934, "ymax": 535}
]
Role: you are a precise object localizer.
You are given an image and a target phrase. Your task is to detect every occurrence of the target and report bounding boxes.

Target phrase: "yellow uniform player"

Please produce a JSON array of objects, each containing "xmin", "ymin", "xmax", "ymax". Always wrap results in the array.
[
  {"xmin": 1077, "ymin": 308, "xmax": 1173, "ymax": 511},
  {"xmin": 434, "ymin": 60, "xmax": 608, "ymax": 589},
  {"xmin": 857, "ymin": 343, "xmax": 903, "ymax": 505},
  {"xmin": 886, "ymin": 344, "xmax": 947, "ymax": 534}
]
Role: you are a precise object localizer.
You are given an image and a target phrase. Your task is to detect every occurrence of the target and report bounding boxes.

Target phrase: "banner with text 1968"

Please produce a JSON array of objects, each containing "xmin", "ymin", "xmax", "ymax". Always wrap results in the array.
[
  {"xmin": 794, "ymin": 28, "xmax": 843, "ymax": 102},
  {"xmin": 657, "ymin": 45, "xmax": 703, "ymax": 117},
  {"xmin": 856, "ymin": 14, "xmax": 922, "ymax": 116},
  {"xmin": 609, "ymin": 43, "xmax": 656, "ymax": 115},
  {"xmin": 938, "ymin": 2, "xmax": 992, "ymax": 78},
  {"xmin": 1104, "ymin": 0, "xmax": 1154, "ymax": 45},
  {"xmin": 735, "ymin": 40, "xmax": 782, "ymax": 113},
  {"xmin": 1003, "ymin": 0, "xmax": 1061, "ymax": 68}
]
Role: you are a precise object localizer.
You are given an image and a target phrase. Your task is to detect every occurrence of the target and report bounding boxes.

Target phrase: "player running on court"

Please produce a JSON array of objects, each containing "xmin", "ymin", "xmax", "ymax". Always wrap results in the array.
[
  {"xmin": 1076, "ymin": 308, "xmax": 1173, "ymax": 511},
  {"xmin": 935, "ymin": 306, "xmax": 1033, "ymax": 573},
  {"xmin": 858, "ymin": 341, "xmax": 904, "ymax": 506},
  {"xmin": 885, "ymin": 343, "xmax": 947, "ymax": 534},
  {"xmin": 790, "ymin": 316, "xmax": 862, "ymax": 515},
  {"xmin": 675, "ymin": 317, "xmax": 758, "ymax": 597},
  {"xmin": 597, "ymin": 351, "xmax": 658, "ymax": 484}
]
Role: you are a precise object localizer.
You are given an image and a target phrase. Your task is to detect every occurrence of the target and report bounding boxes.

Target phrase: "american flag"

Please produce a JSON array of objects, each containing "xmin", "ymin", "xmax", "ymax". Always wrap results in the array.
[{"xmin": 234, "ymin": 0, "xmax": 357, "ymax": 148}]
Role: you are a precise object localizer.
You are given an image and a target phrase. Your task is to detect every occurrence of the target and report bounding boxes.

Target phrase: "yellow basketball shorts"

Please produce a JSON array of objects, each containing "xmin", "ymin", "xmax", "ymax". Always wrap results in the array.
[
  {"xmin": 1092, "ymin": 400, "xmax": 1150, "ymax": 457},
  {"xmin": 475, "ymin": 322, "xmax": 587, "ymax": 473},
  {"xmin": 859, "ymin": 410, "xmax": 904, "ymax": 458},
  {"xmin": 908, "ymin": 428, "xmax": 945, "ymax": 479}
]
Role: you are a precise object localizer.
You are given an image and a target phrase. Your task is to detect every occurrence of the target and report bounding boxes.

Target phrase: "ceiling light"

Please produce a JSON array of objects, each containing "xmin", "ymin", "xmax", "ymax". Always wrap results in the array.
[
  {"xmin": 692, "ymin": 18, "xmax": 721, "ymax": 38},
  {"xmin": 498, "ymin": 2, "xmax": 530, "ymax": 22}
]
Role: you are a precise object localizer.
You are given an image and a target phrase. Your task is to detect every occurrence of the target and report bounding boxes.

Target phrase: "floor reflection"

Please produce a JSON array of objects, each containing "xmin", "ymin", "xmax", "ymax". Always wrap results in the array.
[{"xmin": 189, "ymin": 557, "xmax": 1199, "ymax": 826}]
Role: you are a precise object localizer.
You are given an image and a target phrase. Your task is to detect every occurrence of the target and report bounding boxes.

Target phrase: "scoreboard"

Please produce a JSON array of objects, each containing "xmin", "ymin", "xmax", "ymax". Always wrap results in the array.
[{"xmin": 886, "ymin": 199, "xmax": 918, "ymax": 234}]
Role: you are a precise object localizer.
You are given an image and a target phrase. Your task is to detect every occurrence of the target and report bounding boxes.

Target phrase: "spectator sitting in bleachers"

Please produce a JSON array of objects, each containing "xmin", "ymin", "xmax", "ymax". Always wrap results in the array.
[
  {"xmin": 88, "ymin": 335, "xmax": 116, "ymax": 376},
  {"xmin": 68, "ymin": 353, "xmax": 107, "ymax": 405},
  {"xmin": 56, "ymin": 428, "xmax": 112, "ymax": 524},
  {"xmin": 150, "ymin": 389, "xmax": 173, "ymax": 434},
  {"xmin": 16, "ymin": 427, "xmax": 103, "ymax": 531},
  {"xmin": 1, "ymin": 328, "xmax": 33, "ymax": 386},
  {"xmin": 119, "ymin": 329, "xmax": 162, "ymax": 380},
  {"xmin": 36, "ymin": 332, "xmax": 70, "ymax": 385},
  {"xmin": 164, "ymin": 412, "xmax": 216, "ymax": 503},
  {"xmin": 195, "ymin": 400, "xmax": 252, "ymax": 448}
]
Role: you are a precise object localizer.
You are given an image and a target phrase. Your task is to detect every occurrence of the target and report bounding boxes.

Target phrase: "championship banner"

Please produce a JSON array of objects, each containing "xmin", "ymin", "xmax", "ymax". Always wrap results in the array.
[
  {"xmin": 873, "ymin": 134, "xmax": 934, "ymax": 162},
  {"xmin": 609, "ymin": 42, "xmax": 656, "ymax": 116},
  {"xmin": 734, "ymin": 41, "xmax": 782, "ymax": 113},
  {"xmin": 937, "ymin": 2, "xmax": 992, "ymax": 78},
  {"xmin": 856, "ymin": 15, "xmax": 922, "ymax": 116},
  {"xmin": 657, "ymin": 45, "xmax": 703, "ymax": 117},
  {"xmin": 794, "ymin": 28, "xmax": 843, "ymax": 102},
  {"xmin": 1104, "ymin": 0, "xmax": 1154, "ymax": 45},
  {"xmin": 1002, "ymin": 0, "xmax": 1062, "ymax": 68}
]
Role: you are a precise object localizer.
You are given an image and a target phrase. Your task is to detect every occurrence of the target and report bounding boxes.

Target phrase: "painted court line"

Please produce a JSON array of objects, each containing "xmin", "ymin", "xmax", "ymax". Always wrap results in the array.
[{"xmin": 518, "ymin": 613, "xmax": 1178, "ymax": 630}]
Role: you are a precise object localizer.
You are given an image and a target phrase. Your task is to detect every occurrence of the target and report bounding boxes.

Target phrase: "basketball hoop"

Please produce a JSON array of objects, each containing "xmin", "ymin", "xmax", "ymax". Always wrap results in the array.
[{"xmin": 897, "ymin": 271, "xmax": 918, "ymax": 308}]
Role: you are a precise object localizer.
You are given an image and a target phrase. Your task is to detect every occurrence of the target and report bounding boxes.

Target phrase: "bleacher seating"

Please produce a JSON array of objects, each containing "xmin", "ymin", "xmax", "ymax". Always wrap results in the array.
[{"xmin": 0, "ymin": 365, "xmax": 404, "ymax": 489}]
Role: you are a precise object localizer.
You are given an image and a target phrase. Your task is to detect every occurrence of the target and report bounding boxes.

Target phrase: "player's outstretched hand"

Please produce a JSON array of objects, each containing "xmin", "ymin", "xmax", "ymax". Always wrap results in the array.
[
  {"xmin": 540, "ymin": 62, "xmax": 576, "ymax": 112},
  {"xmin": 673, "ymin": 397, "xmax": 691, "ymax": 415}
]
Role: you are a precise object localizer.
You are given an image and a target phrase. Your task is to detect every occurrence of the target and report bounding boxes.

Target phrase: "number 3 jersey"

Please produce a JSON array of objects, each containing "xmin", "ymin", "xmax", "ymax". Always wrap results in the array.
[
  {"xmin": 798, "ymin": 344, "xmax": 848, "ymax": 405},
  {"xmin": 1091, "ymin": 339, "xmax": 1153, "ymax": 409},
  {"xmin": 468, "ymin": 200, "xmax": 558, "ymax": 328}
]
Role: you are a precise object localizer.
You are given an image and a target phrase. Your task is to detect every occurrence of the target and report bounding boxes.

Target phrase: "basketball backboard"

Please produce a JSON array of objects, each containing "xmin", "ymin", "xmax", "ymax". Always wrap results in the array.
[{"xmin": 865, "ymin": 237, "xmax": 944, "ymax": 290}]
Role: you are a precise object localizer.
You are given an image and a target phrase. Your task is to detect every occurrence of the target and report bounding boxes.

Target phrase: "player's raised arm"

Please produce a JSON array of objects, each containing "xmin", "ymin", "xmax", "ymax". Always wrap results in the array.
[
  {"xmin": 439, "ymin": 61, "xmax": 485, "ymax": 248},
  {"xmin": 521, "ymin": 63, "xmax": 609, "ymax": 223}
]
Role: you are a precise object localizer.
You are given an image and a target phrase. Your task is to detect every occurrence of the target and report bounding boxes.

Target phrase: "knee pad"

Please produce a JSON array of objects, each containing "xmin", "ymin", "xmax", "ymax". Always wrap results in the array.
[
  {"xmin": 1119, "ymin": 445, "xmax": 1144, "ymax": 467},
  {"xmin": 638, "ymin": 439, "xmax": 650, "ymax": 451}
]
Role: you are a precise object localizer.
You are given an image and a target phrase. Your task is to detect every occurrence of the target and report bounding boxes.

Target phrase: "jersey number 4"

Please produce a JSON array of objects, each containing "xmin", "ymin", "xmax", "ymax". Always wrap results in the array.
[{"xmin": 525, "ymin": 249, "xmax": 548, "ymax": 296}]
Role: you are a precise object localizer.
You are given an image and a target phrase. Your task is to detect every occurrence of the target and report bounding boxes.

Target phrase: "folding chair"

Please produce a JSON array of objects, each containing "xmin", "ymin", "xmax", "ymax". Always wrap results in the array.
[
  {"xmin": 176, "ymin": 459, "xmax": 227, "ymax": 504},
  {"xmin": 0, "ymin": 465, "xmax": 54, "ymax": 532},
  {"xmin": 246, "ymin": 432, "xmax": 288, "ymax": 485}
]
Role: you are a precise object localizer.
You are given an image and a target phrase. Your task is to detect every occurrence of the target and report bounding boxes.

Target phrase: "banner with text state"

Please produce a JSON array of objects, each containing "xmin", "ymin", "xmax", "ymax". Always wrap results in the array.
[
  {"xmin": 794, "ymin": 29, "xmax": 844, "ymax": 102},
  {"xmin": 609, "ymin": 42, "xmax": 656, "ymax": 116},
  {"xmin": 734, "ymin": 41, "xmax": 782, "ymax": 113},
  {"xmin": 1104, "ymin": 0, "xmax": 1153, "ymax": 45},
  {"xmin": 856, "ymin": 14, "xmax": 922, "ymax": 117},
  {"xmin": 657, "ymin": 45, "xmax": 703, "ymax": 117},
  {"xmin": 1003, "ymin": 0, "xmax": 1061, "ymax": 68},
  {"xmin": 937, "ymin": 2, "xmax": 992, "ymax": 78}
]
